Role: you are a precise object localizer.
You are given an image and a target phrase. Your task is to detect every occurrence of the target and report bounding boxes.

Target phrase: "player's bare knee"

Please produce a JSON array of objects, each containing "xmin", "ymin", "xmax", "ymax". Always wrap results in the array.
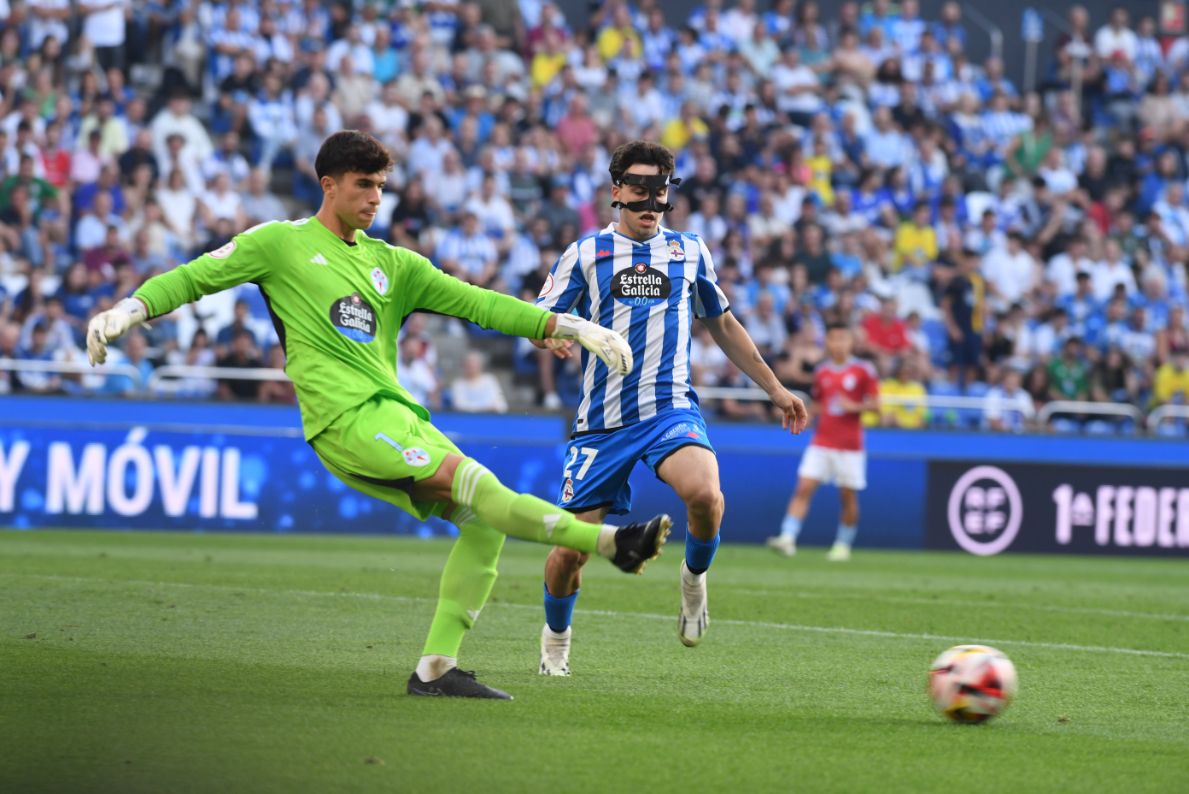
[
  {"xmin": 682, "ymin": 483, "xmax": 722, "ymax": 518},
  {"xmin": 551, "ymin": 546, "xmax": 589, "ymax": 571}
]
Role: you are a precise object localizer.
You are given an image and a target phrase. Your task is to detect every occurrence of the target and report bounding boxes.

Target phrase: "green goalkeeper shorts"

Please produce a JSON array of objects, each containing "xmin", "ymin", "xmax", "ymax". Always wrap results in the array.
[{"xmin": 311, "ymin": 395, "xmax": 462, "ymax": 521}]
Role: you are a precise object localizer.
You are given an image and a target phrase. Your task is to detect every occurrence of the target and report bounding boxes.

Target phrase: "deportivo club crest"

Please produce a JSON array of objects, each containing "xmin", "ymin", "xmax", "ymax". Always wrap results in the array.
[
  {"xmin": 402, "ymin": 448, "xmax": 430, "ymax": 467},
  {"xmin": 371, "ymin": 267, "xmax": 389, "ymax": 295},
  {"xmin": 668, "ymin": 239, "xmax": 685, "ymax": 261}
]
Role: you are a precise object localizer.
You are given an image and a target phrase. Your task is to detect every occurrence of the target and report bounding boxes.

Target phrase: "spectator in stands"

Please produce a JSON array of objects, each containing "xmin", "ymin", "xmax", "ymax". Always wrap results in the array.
[
  {"xmin": 861, "ymin": 294, "xmax": 910, "ymax": 362},
  {"xmin": 215, "ymin": 328, "xmax": 264, "ymax": 402},
  {"xmin": 435, "ymin": 210, "xmax": 500, "ymax": 288},
  {"xmin": 165, "ymin": 327, "xmax": 216, "ymax": 398},
  {"xmin": 744, "ymin": 290, "xmax": 786, "ymax": 362},
  {"xmin": 449, "ymin": 351, "xmax": 508, "ymax": 413},
  {"xmin": 984, "ymin": 367, "xmax": 1034, "ymax": 432},
  {"xmin": 82, "ymin": 224, "xmax": 133, "ymax": 275},
  {"xmin": 1152, "ymin": 350, "xmax": 1189, "ymax": 407},
  {"xmin": 0, "ymin": 0, "xmax": 1174, "ymax": 432},
  {"xmin": 106, "ymin": 328, "xmax": 154, "ymax": 395},
  {"xmin": 215, "ymin": 299, "xmax": 261, "ymax": 357},
  {"xmin": 398, "ymin": 334, "xmax": 440, "ymax": 410},
  {"xmin": 1048, "ymin": 337, "xmax": 1091, "ymax": 403},
  {"xmin": 151, "ymin": 91, "xmax": 214, "ymax": 171},
  {"xmin": 199, "ymin": 172, "xmax": 248, "ymax": 233},
  {"xmin": 1092, "ymin": 346, "xmax": 1139, "ymax": 405},
  {"xmin": 257, "ymin": 345, "xmax": 296, "ymax": 405},
  {"xmin": 16, "ymin": 321, "xmax": 60, "ymax": 393},
  {"xmin": 983, "ymin": 230, "xmax": 1037, "ymax": 311},
  {"xmin": 774, "ymin": 322, "xmax": 823, "ymax": 395},
  {"xmin": 202, "ymin": 131, "xmax": 251, "ymax": 189},
  {"xmin": 19, "ymin": 294, "xmax": 73, "ymax": 353},
  {"xmin": 792, "ymin": 223, "xmax": 833, "ymax": 286},
  {"xmin": 877, "ymin": 356, "xmax": 928, "ymax": 429},
  {"xmin": 1092, "ymin": 238, "xmax": 1137, "ymax": 300},
  {"xmin": 941, "ymin": 247, "xmax": 985, "ymax": 386},
  {"xmin": 240, "ymin": 169, "xmax": 288, "ymax": 227},
  {"xmin": 1156, "ymin": 305, "xmax": 1189, "ymax": 364}
]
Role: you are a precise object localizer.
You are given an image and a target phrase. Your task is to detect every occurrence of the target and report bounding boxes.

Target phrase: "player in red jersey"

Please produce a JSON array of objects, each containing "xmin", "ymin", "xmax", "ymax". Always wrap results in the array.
[{"xmin": 768, "ymin": 322, "xmax": 880, "ymax": 560}]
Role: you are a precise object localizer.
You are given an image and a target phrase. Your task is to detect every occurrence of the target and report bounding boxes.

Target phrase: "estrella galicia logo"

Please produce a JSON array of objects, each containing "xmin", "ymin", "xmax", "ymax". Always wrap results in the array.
[
  {"xmin": 611, "ymin": 262, "xmax": 671, "ymax": 307},
  {"xmin": 330, "ymin": 293, "xmax": 377, "ymax": 343},
  {"xmin": 947, "ymin": 465, "xmax": 1023, "ymax": 556}
]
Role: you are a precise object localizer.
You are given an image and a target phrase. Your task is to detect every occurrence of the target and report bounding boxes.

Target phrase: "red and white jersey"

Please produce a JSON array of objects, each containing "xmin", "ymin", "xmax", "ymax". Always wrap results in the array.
[{"xmin": 811, "ymin": 357, "xmax": 879, "ymax": 451}]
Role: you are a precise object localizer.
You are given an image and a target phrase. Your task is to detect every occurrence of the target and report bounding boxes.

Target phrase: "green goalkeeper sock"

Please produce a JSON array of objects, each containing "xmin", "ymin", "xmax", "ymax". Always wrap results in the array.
[
  {"xmin": 421, "ymin": 508, "xmax": 505, "ymax": 658},
  {"xmin": 451, "ymin": 458, "xmax": 606, "ymax": 554}
]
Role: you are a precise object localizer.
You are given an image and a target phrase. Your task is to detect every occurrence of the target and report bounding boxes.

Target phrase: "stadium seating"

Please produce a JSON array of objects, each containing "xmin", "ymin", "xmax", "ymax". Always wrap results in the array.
[{"xmin": 0, "ymin": 1, "xmax": 1186, "ymax": 436}]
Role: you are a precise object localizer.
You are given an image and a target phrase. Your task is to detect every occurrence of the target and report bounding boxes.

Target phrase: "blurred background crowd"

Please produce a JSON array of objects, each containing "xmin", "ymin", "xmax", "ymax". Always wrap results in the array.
[{"xmin": 0, "ymin": 0, "xmax": 1187, "ymax": 435}]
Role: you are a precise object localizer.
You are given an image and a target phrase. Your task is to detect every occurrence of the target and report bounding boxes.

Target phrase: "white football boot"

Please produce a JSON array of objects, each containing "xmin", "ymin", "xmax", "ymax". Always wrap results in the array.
[
  {"xmin": 766, "ymin": 535, "xmax": 797, "ymax": 556},
  {"xmin": 678, "ymin": 561, "xmax": 709, "ymax": 647},
  {"xmin": 539, "ymin": 624, "xmax": 572, "ymax": 676},
  {"xmin": 827, "ymin": 542, "xmax": 852, "ymax": 562}
]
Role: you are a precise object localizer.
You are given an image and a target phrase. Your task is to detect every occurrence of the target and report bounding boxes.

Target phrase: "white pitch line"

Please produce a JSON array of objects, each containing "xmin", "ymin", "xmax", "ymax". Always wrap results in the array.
[
  {"xmin": 726, "ymin": 586, "xmax": 1189, "ymax": 623},
  {"xmin": 13, "ymin": 574, "xmax": 1189, "ymax": 661}
]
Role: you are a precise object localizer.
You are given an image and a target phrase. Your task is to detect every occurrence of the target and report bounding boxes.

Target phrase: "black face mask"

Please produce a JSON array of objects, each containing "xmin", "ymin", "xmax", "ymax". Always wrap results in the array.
[{"xmin": 610, "ymin": 172, "xmax": 682, "ymax": 214}]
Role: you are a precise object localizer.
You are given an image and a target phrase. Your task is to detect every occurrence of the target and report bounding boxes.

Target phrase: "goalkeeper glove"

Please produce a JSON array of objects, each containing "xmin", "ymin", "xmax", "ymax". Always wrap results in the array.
[
  {"xmin": 87, "ymin": 298, "xmax": 149, "ymax": 366},
  {"xmin": 550, "ymin": 314, "xmax": 634, "ymax": 376}
]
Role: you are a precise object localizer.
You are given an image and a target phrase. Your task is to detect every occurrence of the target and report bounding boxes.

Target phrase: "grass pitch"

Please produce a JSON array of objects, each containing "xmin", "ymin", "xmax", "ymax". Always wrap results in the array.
[{"xmin": 1, "ymin": 530, "xmax": 1186, "ymax": 793}]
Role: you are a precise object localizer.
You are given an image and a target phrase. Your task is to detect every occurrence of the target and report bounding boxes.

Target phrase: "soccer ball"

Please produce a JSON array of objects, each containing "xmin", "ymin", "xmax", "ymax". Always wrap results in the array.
[{"xmin": 928, "ymin": 644, "xmax": 1018, "ymax": 724}]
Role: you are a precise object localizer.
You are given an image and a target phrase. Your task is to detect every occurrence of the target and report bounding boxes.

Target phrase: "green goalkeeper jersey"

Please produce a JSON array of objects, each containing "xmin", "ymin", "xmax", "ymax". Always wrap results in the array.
[{"xmin": 135, "ymin": 217, "xmax": 549, "ymax": 439}]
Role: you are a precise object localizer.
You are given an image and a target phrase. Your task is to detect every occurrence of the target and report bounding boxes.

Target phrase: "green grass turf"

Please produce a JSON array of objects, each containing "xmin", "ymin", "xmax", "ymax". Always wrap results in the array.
[{"xmin": 1, "ymin": 530, "xmax": 1186, "ymax": 794}]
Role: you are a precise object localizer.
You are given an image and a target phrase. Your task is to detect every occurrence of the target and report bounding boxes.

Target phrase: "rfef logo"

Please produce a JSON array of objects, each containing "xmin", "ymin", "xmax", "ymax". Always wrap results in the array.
[{"xmin": 946, "ymin": 466, "xmax": 1023, "ymax": 556}]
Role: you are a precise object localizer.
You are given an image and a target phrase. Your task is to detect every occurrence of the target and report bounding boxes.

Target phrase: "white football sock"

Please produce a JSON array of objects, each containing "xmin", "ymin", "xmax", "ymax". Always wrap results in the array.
[
  {"xmin": 595, "ymin": 524, "xmax": 617, "ymax": 558},
  {"xmin": 415, "ymin": 654, "xmax": 456, "ymax": 682}
]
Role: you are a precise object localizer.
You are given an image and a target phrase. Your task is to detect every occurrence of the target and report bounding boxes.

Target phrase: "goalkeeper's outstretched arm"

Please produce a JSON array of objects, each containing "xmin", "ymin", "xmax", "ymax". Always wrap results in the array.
[
  {"xmin": 87, "ymin": 231, "xmax": 269, "ymax": 366},
  {"xmin": 409, "ymin": 254, "xmax": 633, "ymax": 376}
]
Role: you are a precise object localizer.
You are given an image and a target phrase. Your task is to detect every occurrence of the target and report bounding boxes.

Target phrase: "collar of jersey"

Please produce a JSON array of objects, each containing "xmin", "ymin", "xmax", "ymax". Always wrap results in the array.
[
  {"xmin": 310, "ymin": 215, "xmax": 367, "ymax": 253},
  {"xmin": 604, "ymin": 224, "xmax": 667, "ymax": 246},
  {"xmin": 822, "ymin": 357, "xmax": 858, "ymax": 372}
]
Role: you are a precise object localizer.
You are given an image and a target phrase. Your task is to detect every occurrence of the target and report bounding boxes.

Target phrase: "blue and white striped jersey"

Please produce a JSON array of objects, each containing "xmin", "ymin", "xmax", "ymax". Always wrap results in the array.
[{"xmin": 537, "ymin": 224, "xmax": 730, "ymax": 435}]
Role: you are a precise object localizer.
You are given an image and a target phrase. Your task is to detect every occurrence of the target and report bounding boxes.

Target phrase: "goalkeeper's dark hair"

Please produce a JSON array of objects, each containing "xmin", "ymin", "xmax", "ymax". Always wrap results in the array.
[
  {"xmin": 608, "ymin": 140, "xmax": 675, "ymax": 183},
  {"xmin": 826, "ymin": 320, "xmax": 852, "ymax": 334},
  {"xmin": 315, "ymin": 130, "xmax": 394, "ymax": 180}
]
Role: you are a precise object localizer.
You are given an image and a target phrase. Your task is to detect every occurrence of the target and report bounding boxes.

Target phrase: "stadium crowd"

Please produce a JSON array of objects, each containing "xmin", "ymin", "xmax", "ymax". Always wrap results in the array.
[{"xmin": 0, "ymin": 0, "xmax": 1187, "ymax": 435}]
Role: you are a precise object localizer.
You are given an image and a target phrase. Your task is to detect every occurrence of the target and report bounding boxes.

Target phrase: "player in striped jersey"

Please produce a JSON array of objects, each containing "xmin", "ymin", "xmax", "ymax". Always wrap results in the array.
[{"xmin": 534, "ymin": 141, "xmax": 809, "ymax": 674}]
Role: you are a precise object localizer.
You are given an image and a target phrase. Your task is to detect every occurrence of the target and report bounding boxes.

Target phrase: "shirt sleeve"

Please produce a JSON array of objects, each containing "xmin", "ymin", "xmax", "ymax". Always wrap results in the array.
[
  {"xmin": 133, "ymin": 224, "xmax": 274, "ymax": 318},
  {"xmin": 692, "ymin": 235, "xmax": 729, "ymax": 319},
  {"xmin": 864, "ymin": 364, "xmax": 881, "ymax": 398},
  {"xmin": 535, "ymin": 241, "xmax": 586, "ymax": 313},
  {"xmin": 405, "ymin": 249, "xmax": 549, "ymax": 339}
]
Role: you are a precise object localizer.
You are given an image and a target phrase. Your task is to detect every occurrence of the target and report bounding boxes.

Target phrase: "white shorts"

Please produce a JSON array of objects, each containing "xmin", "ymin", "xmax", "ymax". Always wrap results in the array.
[{"xmin": 798, "ymin": 446, "xmax": 867, "ymax": 491}]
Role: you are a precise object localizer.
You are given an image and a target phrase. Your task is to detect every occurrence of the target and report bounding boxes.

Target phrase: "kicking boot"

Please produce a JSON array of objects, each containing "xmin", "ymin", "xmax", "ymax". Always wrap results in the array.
[
  {"xmin": 610, "ymin": 514, "xmax": 672, "ymax": 574},
  {"xmin": 407, "ymin": 668, "xmax": 512, "ymax": 700}
]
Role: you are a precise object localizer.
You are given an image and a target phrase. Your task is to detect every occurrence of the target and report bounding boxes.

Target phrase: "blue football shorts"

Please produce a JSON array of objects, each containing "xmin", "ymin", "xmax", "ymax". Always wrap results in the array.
[{"xmin": 554, "ymin": 408, "xmax": 715, "ymax": 515}]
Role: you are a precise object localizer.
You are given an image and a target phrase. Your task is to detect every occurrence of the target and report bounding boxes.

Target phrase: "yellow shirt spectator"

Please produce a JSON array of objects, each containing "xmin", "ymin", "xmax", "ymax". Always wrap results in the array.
[
  {"xmin": 893, "ymin": 221, "xmax": 938, "ymax": 272},
  {"xmin": 597, "ymin": 25, "xmax": 641, "ymax": 62},
  {"xmin": 1153, "ymin": 361, "xmax": 1189, "ymax": 405},
  {"xmin": 807, "ymin": 154, "xmax": 833, "ymax": 207},
  {"xmin": 660, "ymin": 116, "xmax": 709, "ymax": 152},
  {"xmin": 531, "ymin": 50, "xmax": 567, "ymax": 88},
  {"xmin": 874, "ymin": 378, "xmax": 929, "ymax": 428}
]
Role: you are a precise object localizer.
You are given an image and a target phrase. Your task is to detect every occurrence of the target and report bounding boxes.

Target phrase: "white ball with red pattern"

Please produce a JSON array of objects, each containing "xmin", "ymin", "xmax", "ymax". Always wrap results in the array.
[{"xmin": 928, "ymin": 644, "xmax": 1019, "ymax": 724}]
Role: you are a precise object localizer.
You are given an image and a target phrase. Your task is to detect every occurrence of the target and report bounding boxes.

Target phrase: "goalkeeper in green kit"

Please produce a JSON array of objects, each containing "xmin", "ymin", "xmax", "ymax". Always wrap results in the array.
[{"xmin": 86, "ymin": 131, "xmax": 671, "ymax": 700}]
